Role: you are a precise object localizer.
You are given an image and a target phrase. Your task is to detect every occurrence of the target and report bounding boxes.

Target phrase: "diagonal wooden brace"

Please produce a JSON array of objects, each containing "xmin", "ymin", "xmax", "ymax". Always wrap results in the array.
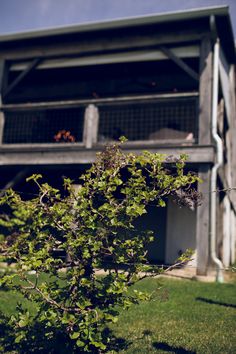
[
  {"xmin": 160, "ymin": 46, "xmax": 199, "ymax": 82},
  {"xmin": 3, "ymin": 58, "xmax": 41, "ymax": 98}
]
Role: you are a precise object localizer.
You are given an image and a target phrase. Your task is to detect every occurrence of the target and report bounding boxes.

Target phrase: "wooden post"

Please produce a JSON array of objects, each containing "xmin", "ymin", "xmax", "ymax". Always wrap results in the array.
[
  {"xmin": 83, "ymin": 104, "xmax": 99, "ymax": 148},
  {"xmin": 196, "ymin": 164, "xmax": 211, "ymax": 275},
  {"xmin": 0, "ymin": 59, "xmax": 6, "ymax": 145},
  {"xmin": 0, "ymin": 111, "xmax": 4, "ymax": 145},
  {"xmin": 229, "ymin": 65, "xmax": 236, "ymax": 211},
  {"xmin": 197, "ymin": 36, "xmax": 213, "ymax": 274},
  {"xmin": 198, "ymin": 36, "xmax": 213, "ymax": 145}
]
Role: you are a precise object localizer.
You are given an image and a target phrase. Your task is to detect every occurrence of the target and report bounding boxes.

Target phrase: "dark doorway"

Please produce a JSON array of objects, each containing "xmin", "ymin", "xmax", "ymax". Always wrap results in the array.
[{"xmin": 136, "ymin": 205, "xmax": 167, "ymax": 263}]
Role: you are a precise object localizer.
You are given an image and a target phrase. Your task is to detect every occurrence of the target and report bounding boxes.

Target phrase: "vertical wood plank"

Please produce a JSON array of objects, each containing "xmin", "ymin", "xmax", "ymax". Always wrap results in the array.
[
  {"xmin": 196, "ymin": 164, "xmax": 211, "ymax": 275},
  {"xmin": 229, "ymin": 65, "xmax": 236, "ymax": 210},
  {"xmin": 83, "ymin": 104, "xmax": 99, "ymax": 148},
  {"xmin": 219, "ymin": 47, "xmax": 231, "ymax": 125},
  {"xmin": 0, "ymin": 59, "xmax": 6, "ymax": 145},
  {"xmin": 0, "ymin": 59, "xmax": 5, "ymax": 94},
  {"xmin": 0, "ymin": 111, "xmax": 4, "ymax": 145},
  {"xmin": 230, "ymin": 209, "xmax": 235, "ymax": 264},
  {"xmin": 198, "ymin": 36, "xmax": 213, "ymax": 145}
]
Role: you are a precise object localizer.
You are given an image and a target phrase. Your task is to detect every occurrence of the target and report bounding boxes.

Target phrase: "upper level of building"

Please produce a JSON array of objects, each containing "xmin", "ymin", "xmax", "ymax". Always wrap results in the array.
[{"xmin": 0, "ymin": 6, "xmax": 235, "ymax": 166}]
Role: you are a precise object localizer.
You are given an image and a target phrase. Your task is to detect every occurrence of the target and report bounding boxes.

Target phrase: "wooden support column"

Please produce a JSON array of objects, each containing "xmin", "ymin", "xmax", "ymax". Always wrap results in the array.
[
  {"xmin": 198, "ymin": 36, "xmax": 213, "ymax": 145},
  {"xmin": 197, "ymin": 37, "xmax": 213, "ymax": 274},
  {"xmin": 218, "ymin": 49, "xmax": 236, "ymax": 212},
  {"xmin": 0, "ymin": 111, "xmax": 4, "ymax": 145},
  {"xmin": 83, "ymin": 104, "xmax": 99, "ymax": 148},
  {"xmin": 196, "ymin": 164, "xmax": 211, "ymax": 275},
  {"xmin": 229, "ymin": 65, "xmax": 236, "ymax": 211},
  {"xmin": 0, "ymin": 59, "xmax": 7, "ymax": 145}
]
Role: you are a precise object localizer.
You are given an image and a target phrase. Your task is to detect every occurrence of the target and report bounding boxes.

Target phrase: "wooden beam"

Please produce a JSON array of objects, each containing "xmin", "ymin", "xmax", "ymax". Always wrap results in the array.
[
  {"xmin": 218, "ymin": 58, "xmax": 236, "ymax": 211},
  {"xmin": 219, "ymin": 47, "xmax": 231, "ymax": 125},
  {"xmin": 0, "ymin": 111, "xmax": 4, "ymax": 145},
  {"xmin": 0, "ymin": 145, "xmax": 214, "ymax": 165},
  {"xmin": 10, "ymin": 45, "xmax": 199, "ymax": 71},
  {"xmin": 0, "ymin": 59, "xmax": 7, "ymax": 144},
  {"xmin": 196, "ymin": 164, "xmax": 211, "ymax": 275},
  {"xmin": 3, "ymin": 58, "xmax": 41, "ymax": 98},
  {"xmin": 2, "ymin": 92, "xmax": 199, "ymax": 111},
  {"xmin": 0, "ymin": 168, "xmax": 29, "ymax": 197},
  {"xmin": 229, "ymin": 65, "xmax": 236, "ymax": 210},
  {"xmin": 198, "ymin": 36, "xmax": 213, "ymax": 145},
  {"xmin": 0, "ymin": 30, "xmax": 207, "ymax": 60},
  {"xmin": 0, "ymin": 60, "xmax": 5, "ymax": 100},
  {"xmin": 0, "ymin": 59, "xmax": 9, "ymax": 101},
  {"xmin": 159, "ymin": 46, "xmax": 199, "ymax": 82}
]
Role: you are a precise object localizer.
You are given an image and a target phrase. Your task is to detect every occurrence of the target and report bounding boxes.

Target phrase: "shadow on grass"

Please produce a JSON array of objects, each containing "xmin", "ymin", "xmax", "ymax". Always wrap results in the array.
[
  {"xmin": 196, "ymin": 296, "xmax": 236, "ymax": 309},
  {"xmin": 107, "ymin": 336, "xmax": 130, "ymax": 352},
  {"xmin": 153, "ymin": 342, "xmax": 196, "ymax": 354},
  {"xmin": 0, "ymin": 318, "xmax": 131, "ymax": 354},
  {"xmin": 104, "ymin": 328, "xmax": 131, "ymax": 352}
]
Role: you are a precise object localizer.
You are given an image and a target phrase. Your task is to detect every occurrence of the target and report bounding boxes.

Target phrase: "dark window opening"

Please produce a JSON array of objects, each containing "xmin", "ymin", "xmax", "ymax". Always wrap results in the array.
[
  {"xmin": 6, "ymin": 59, "xmax": 199, "ymax": 103},
  {"xmin": 98, "ymin": 97, "xmax": 198, "ymax": 143},
  {"xmin": 3, "ymin": 107, "xmax": 84, "ymax": 144}
]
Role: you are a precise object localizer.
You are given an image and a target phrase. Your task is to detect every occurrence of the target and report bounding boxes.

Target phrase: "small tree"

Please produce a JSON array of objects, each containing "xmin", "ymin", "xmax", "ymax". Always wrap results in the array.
[{"xmin": 0, "ymin": 141, "xmax": 200, "ymax": 353}]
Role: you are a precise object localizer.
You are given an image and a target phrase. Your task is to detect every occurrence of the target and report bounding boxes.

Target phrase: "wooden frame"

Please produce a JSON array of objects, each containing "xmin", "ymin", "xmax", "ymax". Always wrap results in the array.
[
  {"xmin": 0, "ymin": 144, "xmax": 214, "ymax": 166},
  {"xmin": 198, "ymin": 35, "xmax": 213, "ymax": 145},
  {"xmin": 1, "ymin": 92, "xmax": 199, "ymax": 148},
  {"xmin": 196, "ymin": 164, "xmax": 211, "ymax": 275},
  {"xmin": 0, "ymin": 29, "xmax": 207, "ymax": 61},
  {"xmin": 0, "ymin": 59, "xmax": 7, "ymax": 145},
  {"xmin": 2, "ymin": 92, "xmax": 199, "ymax": 111},
  {"xmin": 159, "ymin": 46, "xmax": 199, "ymax": 82},
  {"xmin": 3, "ymin": 58, "xmax": 41, "ymax": 99}
]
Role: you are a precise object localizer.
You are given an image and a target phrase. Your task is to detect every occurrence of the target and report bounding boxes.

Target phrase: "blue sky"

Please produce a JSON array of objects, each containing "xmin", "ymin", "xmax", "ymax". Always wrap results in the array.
[{"xmin": 0, "ymin": 0, "xmax": 236, "ymax": 37}]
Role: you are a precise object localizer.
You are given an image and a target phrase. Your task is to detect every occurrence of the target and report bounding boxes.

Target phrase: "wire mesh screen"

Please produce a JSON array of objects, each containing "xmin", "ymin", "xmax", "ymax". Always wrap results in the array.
[
  {"xmin": 3, "ymin": 107, "xmax": 84, "ymax": 144},
  {"xmin": 98, "ymin": 97, "xmax": 198, "ymax": 143}
]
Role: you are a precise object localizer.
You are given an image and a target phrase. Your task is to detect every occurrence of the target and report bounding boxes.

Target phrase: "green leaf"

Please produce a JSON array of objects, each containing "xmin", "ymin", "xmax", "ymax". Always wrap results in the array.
[
  {"xmin": 92, "ymin": 341, "xmax": 106, "ymax": 349},
  {"xmin": 15, "ymin": 333, "xmax": 25, "ymax": 343},
  {"xmin": 159, "ymin": 199, "xmax": 166, "ymax": 207},
  {"xmin": 76, "ymin": 339, "xmax": 85, "ymax": 347},
  {"xmin": 70, "ymin": 332, "xmax": 80, "ymax": 340},
  {"xmin": 18, "ymin": 319, "xmax": 28, "ymax": 328}
]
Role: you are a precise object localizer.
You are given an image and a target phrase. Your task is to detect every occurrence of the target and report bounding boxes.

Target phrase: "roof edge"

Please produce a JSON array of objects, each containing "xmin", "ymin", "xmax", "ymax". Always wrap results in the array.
[{"xmin": 0, "ymin": 5, "xmax": 230, "ymax": 42}]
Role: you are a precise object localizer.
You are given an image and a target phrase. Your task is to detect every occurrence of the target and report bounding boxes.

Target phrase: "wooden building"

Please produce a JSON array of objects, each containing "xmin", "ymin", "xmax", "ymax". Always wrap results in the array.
[{"xmin": 0, "ymin": 6, "xmax": 235, "ymax": 276}]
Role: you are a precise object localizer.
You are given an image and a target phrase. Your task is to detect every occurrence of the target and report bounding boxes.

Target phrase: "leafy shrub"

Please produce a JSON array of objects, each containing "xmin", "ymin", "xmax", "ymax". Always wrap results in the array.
[{"xmin": 0, "ymin": 142, "xmax": 200, "ymax": 353}]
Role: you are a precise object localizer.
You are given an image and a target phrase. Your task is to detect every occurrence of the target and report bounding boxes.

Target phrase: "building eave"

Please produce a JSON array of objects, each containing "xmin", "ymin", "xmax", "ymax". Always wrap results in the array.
[
  {"xmin": 0, "ymin": 5, "xmax": 235, "ymax": 63},
  {"xmin": 0, "ymin": 6, "xmax": 231, "ymax": 42}
]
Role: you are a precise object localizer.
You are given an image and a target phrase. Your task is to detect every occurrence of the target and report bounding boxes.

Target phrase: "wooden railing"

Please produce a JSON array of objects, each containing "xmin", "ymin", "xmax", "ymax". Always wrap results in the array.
[{"xmin": 0, "ymin": 92, "xmax": 199, "ymax": 147}]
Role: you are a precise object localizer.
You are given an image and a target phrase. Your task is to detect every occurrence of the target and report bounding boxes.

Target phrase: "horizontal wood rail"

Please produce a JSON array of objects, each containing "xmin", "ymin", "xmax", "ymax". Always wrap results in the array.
[
  {"xmin": 1, "ymin": 92, "xmax": 199, "ymax": 111},
  {"xmin": 0, "ymin": 145, "xmax": 214, "ymax": 166}
]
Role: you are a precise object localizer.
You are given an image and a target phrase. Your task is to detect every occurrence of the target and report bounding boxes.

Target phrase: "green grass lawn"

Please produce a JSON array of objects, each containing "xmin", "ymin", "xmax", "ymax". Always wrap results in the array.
[
  {"xmin": 0, "ymin": 276, "xmax": 236, "ymax": 353},
  {"xmin": 108, "ymin": 277, "xmax": 236, "ymax": 354}
]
